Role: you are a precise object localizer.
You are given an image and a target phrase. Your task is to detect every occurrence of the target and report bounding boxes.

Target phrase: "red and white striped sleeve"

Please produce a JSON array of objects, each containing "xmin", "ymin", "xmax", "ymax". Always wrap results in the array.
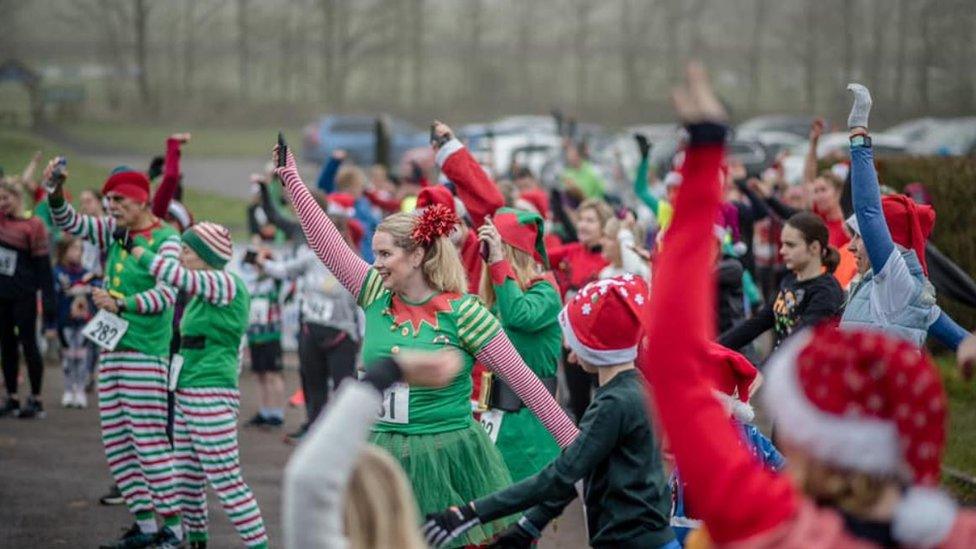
[
  {"xmin": 124, "ymin": 235, "xmax": 180, "ymax": 313},
  {"xmin": 275, "ymin": 157, "xmax": 371, "ymax": 297},
  {"xmin": 147, "ymin": 252, "xmax": 236, "ymax": 307},
  {"xmin": 50, "ymin": 200, "xmax": 115, "ymax": 252}
]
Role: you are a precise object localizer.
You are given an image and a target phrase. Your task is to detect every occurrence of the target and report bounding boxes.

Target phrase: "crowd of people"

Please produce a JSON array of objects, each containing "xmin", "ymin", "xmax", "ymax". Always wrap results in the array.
[{"xmin": 2, "ymin": 61, "xmax": 976, "ymax": 549}]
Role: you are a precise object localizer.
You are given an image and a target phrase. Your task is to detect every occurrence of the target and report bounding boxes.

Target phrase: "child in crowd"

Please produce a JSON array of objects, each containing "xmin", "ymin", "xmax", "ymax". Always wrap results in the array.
[
  {"xmin": 53, "ymin": 236, "xmax": 99, "ymax": 408},
  {"xmin": 241, "ymin": 248, "xmax": 286, "ymax": 428}
]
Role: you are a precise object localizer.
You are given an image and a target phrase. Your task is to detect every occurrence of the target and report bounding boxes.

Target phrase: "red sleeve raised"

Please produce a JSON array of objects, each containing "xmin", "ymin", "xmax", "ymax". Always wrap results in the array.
[
  {"xmin": 152, "ymin": 138, "xmax": 181, "ymax": 218},
  {"xmin": 436, "ymin": 139, "xmax": 504, "ymax": 228}
]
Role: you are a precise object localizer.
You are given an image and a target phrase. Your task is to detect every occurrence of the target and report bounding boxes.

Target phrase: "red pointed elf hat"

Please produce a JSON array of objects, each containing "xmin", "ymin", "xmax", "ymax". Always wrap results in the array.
[
  {"xmin": 558, "ymin": 275, "xmax": 649, "ymax": 366},
  {"xmin": 492, "ymin": 207, "xmax": 549, "ymax": 268}
]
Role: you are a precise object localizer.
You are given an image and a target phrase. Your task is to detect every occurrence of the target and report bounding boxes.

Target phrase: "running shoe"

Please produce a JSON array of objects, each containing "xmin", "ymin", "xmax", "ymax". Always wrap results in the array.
[
  {"xmin": 62, "ymin": 391, "xmax": 75, "ymax": 408},
  {"xmin": 99, "ymin": 523, "xmax": 156, "ymax": 549},
  {"xmin": 17, "ymin": 396, "xmax": 45, "ymax": 419},
  {"xmin": 99, "ymin": 485, "xmax": 125, "ymax": 506},
  {"xmin": 152, "ymin": 526, "xmax": 185, "ymax": 549},
  {"xmin": 0, "ymin": 397, "xmax": 20, "ymax": 417},
  {"xmin": 75, "ymin": 388, "xmax": 88, "ymax": 408},
  {"xmin": 244, "ymin": 413, "xmax": 267, "ymax": 427}
]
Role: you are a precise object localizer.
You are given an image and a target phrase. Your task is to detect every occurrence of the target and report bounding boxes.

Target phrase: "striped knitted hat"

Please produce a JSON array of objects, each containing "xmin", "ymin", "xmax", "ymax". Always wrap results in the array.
[{"xmin": 182, "ymin": 222, "xmax": 233, "ymax": 269}]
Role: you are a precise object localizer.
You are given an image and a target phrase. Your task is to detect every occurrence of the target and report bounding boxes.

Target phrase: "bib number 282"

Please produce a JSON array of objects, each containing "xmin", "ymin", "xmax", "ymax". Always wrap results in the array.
[
  {"xmin": 82, "ymin": 309, "xmax": 129, "ymax": 351},
  {"xmin": 378, "ymin": 383, "xmax": 409, "ymax": 424}
]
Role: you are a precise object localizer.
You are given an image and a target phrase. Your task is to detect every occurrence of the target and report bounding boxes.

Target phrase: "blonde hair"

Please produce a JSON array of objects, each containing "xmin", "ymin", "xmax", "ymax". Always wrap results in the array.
[
  {"xmin": 336, "ymin": 165, "xmax": 367, "ymax": 194},
  {"xmin": 344, "ymin": 445, "xmax": 426, "ymax": 549},
  {"xmin": 603, "ymin": 217, "xmax": 646, "ymax": 268},
  {"xmin": 578, "ymin": 198, "xmax": 613, "ymax": 228},
  {"xmin": 479, "ymin": 243, "xmax": 542, "ymax": 309},
  {"xmin": 375, "ymin": 212, "xmax": 468, "ymax": 294},
  {"xmin": 0, "ymin": 179, "xmax": 25, "ymax": 217},
  {"xmin": 801, "ymin": 459, "xmax": 900, "ymax": 516}
]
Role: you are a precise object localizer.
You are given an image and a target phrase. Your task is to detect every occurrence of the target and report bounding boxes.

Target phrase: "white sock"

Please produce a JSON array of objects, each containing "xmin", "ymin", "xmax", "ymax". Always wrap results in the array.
[
  {"xmin": 168, "ymin": 523, "xmax": 184, "ymax": 540},
  {"xmin": 137, "ymin": 519, "xmax": 159, "ymax": 535}
]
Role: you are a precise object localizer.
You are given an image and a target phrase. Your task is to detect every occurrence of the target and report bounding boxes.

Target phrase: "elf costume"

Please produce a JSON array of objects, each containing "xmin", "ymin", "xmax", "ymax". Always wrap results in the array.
[
  {"xmin": 639, "ymin": 119, "xmax": 976, "ymax": 548},
  {"xmin": 138, "ymin": 222, "xmax": 267, "ymax": 548},
  {"xmin": 481, "ymin": 207, "xmax": 562, "ymax": 482},
  {"xmin": 275, "ymin": 151, "xmax": 578, "ymax": 547},
  {"xmin": 50, "ymin": 170, "xmax": 184, "ymax": 538}
]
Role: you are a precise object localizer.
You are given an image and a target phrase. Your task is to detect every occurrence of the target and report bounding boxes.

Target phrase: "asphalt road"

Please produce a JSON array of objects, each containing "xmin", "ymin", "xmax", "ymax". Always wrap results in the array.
[{"xmin": 0, "ymin": 359, "xmax": 587, "ymax": 548}]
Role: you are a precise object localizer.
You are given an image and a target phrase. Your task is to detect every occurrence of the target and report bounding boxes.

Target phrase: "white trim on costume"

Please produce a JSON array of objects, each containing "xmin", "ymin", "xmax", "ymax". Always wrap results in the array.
[
  {"xmin": 435, "ymin": 138, "xmax": 464, "ymax": 167},
  {"xmin": 558, "ymin": 307, "xmax": 637, "ymax": 366},
  {"xmin": 762, "ymin": 330, "xmax": 907, "ymax": 480}
]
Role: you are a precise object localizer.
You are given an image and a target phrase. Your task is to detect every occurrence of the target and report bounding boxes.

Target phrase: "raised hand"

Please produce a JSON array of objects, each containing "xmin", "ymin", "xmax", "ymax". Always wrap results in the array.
[
  {"xmin": 634, "ymin": 133, "xmax": 651, "ymax": 159},
  {"xmin": 272, "ymin": 145, "xmax": 298, "ymax": 181},
  {"xmin": 846, "ymin": 83, "xmax": 872, "ymax": 131},
  {"xmin": 671, "ymin": 61, "xmax": 727, "ymax": 124},
  {"xmin": 809, "ymin": 117, "xmax": 825, "ymax": 142},
  {"xmin": 169, "ymin": 132, "xmax": 192, "ymax": 144},
  {"xmin": 476, "ymin": 216, "xmax": 504, "ymax": 264},
  {"xmin": 430, "ymin": 120, "xmax": 454, "ymax": 151},
  {"xmin": 958, "ymin": 333, "xmax": 976, "ymax": 381}
]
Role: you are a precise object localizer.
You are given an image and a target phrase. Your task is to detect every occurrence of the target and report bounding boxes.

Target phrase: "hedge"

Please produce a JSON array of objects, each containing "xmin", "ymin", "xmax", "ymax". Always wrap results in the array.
[{"xmin": 874, "ymin": 155, "xmax": 976, "ymax": 337}]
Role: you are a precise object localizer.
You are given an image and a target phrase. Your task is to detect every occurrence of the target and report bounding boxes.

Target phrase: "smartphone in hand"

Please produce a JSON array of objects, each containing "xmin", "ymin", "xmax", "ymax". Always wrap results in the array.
[
  {"xmin": 277, "ymin": 132, "xmax": 288, "ymax": 168},
  {"xmin": 44, "ymin": 156, "xmax": 68, "ymax": 193},
  {"xmin": 243, "ymin": 249, "xmax": 259, "ymax": 265}
]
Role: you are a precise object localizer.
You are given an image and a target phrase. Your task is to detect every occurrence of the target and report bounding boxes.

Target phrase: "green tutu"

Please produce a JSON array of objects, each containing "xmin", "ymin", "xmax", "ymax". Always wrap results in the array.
[
  {"xmin": 494, "ymin": 407, "xmax": 561, "ymax": 482},
  {"xmin": 371, "ymin": 420, "xmax": 516, "ymax": 547}
]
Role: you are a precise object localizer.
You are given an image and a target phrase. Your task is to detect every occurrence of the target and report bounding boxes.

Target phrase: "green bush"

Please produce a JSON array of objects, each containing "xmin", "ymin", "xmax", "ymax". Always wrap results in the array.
[{"xmin": 874, "ymin": 155, "xmax": 976, "ymax": 334}]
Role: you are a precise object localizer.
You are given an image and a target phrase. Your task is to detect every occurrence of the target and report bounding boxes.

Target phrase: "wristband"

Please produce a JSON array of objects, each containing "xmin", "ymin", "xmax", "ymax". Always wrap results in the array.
[
  {"xmin": 686, "ymin": 122, "xmax": 728, "ymax": 145},
  {"xmin": 115, "ymin": 299, "xmax": 127, "ymax": 313},
  {"xmin": 850, "ymin": 134, "xmax": 872, "ymax": 148}
]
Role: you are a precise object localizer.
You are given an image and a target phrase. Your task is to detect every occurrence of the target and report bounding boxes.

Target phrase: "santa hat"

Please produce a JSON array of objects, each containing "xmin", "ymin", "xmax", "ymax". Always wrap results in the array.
[
  {"xmin": 558, "ymin": 275, "xmax": 648, "ymax": 366},
  {"xmin": 845, "ymin": 194, "xmax": 935, "ymax": 274},
  {"xmin": 326, "ymin": 193, "xmax": 364, "ymax": 249},
  {"xmin": 416, "ymin": 186, "xmax": 455, "ymax": 213},
  {"xmin": 516, "ymin": 188, "xmax": 550, "ymax": 219},
  {"xmin": 492, "ymin": 207, "xmax": 549, "ymax": 268},
  {"xmin": 764, "ymin": 325, "xmax": 956, "ymax": 547},
  {"xmin": 706, "ymin": 343, "xmax": 761, "ymax": 422},
  {"xmin": 182, "ymin": 222, "xmax": 233, "ymax": 269},
  {"xmin": 102, "ymin": 168, "xmax": 150, "ymax": 203}
]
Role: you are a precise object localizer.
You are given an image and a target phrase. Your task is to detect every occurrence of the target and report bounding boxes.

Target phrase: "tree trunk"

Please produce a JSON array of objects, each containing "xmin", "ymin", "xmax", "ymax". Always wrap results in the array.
[
  {"xmin": 410, "ymin": 0, "xmax": 424, "ymax": 108},
  {"xmin": 894, "ymin": 0, "xmax": 908, "ymax": 109},
  {"xmin": 868, "ymin": 0, "xmax": 884, "ymax": 90},
  {"xmin": 574, "ymin": 0, "xmax": 590, "ymax": 111},
  {"xmin": 516, "ymin": 0, "xmax": 534, "ymax": 105},
  {"xmin": 841, "ymin": 0, "xmax": 854, "ymax": 84},
  {"xmin": 182, "ymin": 0, "xmax": 195, "ymax": 97},
  {"xmin": 748, "ymin": 0, "xmax": 768, "ymax": 111},
  {"xmin": 134, "ymin": 0, "xmax": 152, "ymax": 111},
  {"xmin": 916, "ymin": 1, "xmax": 933, "ymax": 111},
  {"xmin": 238, "ymin": 0, "xmax": 250, "ymax": 100},
  {"xmin": 803, "ymin": 1, "xmax": 817, "ymax": 110}
]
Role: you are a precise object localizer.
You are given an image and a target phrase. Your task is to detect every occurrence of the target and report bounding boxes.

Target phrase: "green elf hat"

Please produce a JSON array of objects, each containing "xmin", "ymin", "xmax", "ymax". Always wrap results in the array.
[
  {"xmin": 492, "ymin": 207, "xmax": 549, "ymax": 268},
  {"xmin": 182, "ymin": 222, "xmax": 233, "ymax": 269}
]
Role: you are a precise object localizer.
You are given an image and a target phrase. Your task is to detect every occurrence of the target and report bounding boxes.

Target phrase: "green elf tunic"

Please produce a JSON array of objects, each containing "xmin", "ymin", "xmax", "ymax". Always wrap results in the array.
[
  {"xmin": 485, "ymin": 261, "xmax": 563, "ymax": 482},
  {"xmin": 357, "ymin": 269, "xmax": 516, "ymax": 546},
  {"xmin": 136, "ymin": 249, "xmax": 250, "ymax": 388}
]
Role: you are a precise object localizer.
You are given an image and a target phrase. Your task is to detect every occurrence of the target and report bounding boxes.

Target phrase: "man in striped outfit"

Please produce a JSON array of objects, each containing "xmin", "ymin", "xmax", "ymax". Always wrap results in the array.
[
  {"xmin": 132, "ymin": 222, "xmax": 267, "ymax": 549},
  {"xmin": 46, "ymin": 164, "xmax": 185, "ymax": 548}
]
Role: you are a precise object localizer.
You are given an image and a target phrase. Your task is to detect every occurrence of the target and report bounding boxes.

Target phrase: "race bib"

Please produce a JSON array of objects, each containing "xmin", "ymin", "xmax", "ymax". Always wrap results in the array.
[
  {"xmin": 168, "ymin": 354, "xmax": 184, "ymax": 391},
  {"xmin": 249, "ymin": 298, "xmax": 271, "ymax": 325},
  {"xmin": 0, "ymin": 246, "xmax": 16, "ymax": 276},
  {"xmin": 301, "ymin": 296, "xmax": 335, "ymax": 325},
  {"xmin": 378, "ymin": 383, "xmax": 409, "ymax": 424},
  {"xmin": 479, "ymin": 409, "xmax": 504, "ymax": 443},
  {"xmin": 82, "ymin": 309, "xmax": 129, "ymax": 351}
]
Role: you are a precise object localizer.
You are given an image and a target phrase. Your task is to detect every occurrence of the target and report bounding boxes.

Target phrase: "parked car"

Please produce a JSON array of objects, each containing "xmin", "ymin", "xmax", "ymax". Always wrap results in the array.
[
  {"xmin": 906, "ymin": 117, "xmax": 976, "ymax": 156},
  {"xmin": 882, "ymin": 117, "xmax": 941, "ymax": 145},
  {"xmin": 302, "ymin": 114, "xmax": 428, "ymax": 165},
  {"xmin": 737, "ymin": 115, "xmax": 816, "ymax": 139}
]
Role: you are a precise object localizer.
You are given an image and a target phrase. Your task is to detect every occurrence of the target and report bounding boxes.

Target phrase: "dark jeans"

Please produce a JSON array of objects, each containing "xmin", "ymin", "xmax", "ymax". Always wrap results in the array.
[
  {"xmin": 298, "ymin": 323, "xmax": 359, "ymax": 425},
  {"xmin": 0, "ymin": 296, "xmax": 43, "ymax": 397}
]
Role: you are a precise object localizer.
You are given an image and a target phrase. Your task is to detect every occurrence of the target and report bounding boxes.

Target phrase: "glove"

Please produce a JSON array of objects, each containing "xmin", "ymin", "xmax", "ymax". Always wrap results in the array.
[
  {"xmin": 634, "ymin": 133, "xmax": 651, "ymax": 159},
  {"xmin": 423, "ymin": 503, "xmax": 480, "ymax": 548},
  {"xmin": 112, "ymin": 227, "xmax": 133, "ymax": 252},
  {"xmin": 486, "ymin": 521, "xmax": 537, "ymax": 548}
]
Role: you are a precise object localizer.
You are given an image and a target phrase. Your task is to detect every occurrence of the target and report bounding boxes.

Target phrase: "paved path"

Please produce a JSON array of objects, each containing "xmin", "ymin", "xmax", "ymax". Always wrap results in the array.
[{"xmin": 0, "ymin": 359, "xmax": 586, "ymax": 548}]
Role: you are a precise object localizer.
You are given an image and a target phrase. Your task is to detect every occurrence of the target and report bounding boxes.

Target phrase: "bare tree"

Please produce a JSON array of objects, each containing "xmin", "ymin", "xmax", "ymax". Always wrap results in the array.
[
  {"xmin": 748, "ymin": 0, "xmax": 770, "ymax": 110},
  {"xmin": 894, "ymin": 0, "xmax": 909, "ymax": 109},
  {"xmin": 133, "ymin": 0, "xmax": 153, "ymax": 110},
  {"xmin": 573, "ymin": 0, "xmax": 592, "ymax": 110},
  {"xmin": 238, "ymin": 0, "xmax": 250, "ymax": 100}
]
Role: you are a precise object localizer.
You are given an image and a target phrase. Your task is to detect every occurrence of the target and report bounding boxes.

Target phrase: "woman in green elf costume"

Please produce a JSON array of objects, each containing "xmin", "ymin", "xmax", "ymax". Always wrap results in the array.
[
  {"xmin": 272, "ymin": 147, "xmax": 578, "ymax": 547},
  {"xmin": 476, "ymin": 209, "xmax": 562, "ymax": 482}
]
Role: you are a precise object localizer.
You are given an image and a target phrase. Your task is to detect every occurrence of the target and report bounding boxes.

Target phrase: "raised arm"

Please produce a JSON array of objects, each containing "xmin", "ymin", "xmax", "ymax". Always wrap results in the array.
[
  {"xmin": 152, "ymin": 134, "xmax": 187, "ymax": 218},
  {"xmin": 257, "ymin": 179, "xmax": 303, "ymax": 240},
  {"xmin": 456, "ymin": 295, "xmax": 579, "ymax": 448},
  {"xmin": 259, "ymin": 246, "xmax": 315, "ymax": 281},
  {"xmin": 121, "ymin": 235, "xmax": 181, "ymax": 313},
  {"xmin": 136, "ymin": 247, "xmax": 236, "ymax": 307},
  {"xmin": 49, "ymin": 191, "xmax": 115, "ymax": 251},
  {"xmin": 718, "ymin": 303, "xmax": 774, "ymax": 350},
  {"xmin": 274, "ymin": 149, "xmax": 371, "ymax": 297},
  {"xmin": 928, "ymin": 311, "xmax": 970, "ymax": 351},
  {"xmin": 802, "ymin": 118, "xmax": 823, "ymax": 186},
  {"xmin": 638, "ymin": 65, "xmax": 798, "ymax": 544},
  {"xmin": 632, "ymin": 134, "xmax": 662, "ymax": 214},
  {"xmin": 314, "ymin": 151, "xmax": 344, "ymax": 194},
  {"xmin": 433, "ymin": 121, "xmax": 505, "ymax": 228}
]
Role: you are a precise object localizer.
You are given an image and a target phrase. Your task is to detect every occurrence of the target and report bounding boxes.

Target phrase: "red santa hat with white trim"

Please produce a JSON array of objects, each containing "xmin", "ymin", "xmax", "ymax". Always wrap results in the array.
[
  {"xmin": 558, "ymin": 274, "xmax": 648, "ymax": 366},
  {"xmin": 706, "ymin": 343, "xmax": 761, "ymax": 422},
  {"xmin": 764, "ymin": 325, "xmax": 957, "ymax": 547}
]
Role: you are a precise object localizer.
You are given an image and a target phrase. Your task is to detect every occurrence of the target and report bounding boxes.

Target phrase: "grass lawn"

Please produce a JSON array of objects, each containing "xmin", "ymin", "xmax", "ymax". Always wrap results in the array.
[
  {"xmin": 937, "ymin": 355, "xmax": 976, "ymax": 503},
  {"xmin": 60, "ymin": 121, "xmax": 304, "ymax": 158},
  {"xmin": 1, "ymin": 129, "xmax": 248, "ymax": 233}
]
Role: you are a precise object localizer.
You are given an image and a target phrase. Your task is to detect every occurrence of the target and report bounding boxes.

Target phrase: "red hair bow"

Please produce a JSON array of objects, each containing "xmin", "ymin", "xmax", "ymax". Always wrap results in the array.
[{"xmin": 412, "ymin": 204, "xmax": 459, "ymax": 247}]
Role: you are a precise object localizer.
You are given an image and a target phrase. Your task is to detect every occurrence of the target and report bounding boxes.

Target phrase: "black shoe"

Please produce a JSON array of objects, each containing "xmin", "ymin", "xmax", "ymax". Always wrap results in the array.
[
  {"xmin": 99, "ymin": 523, "xmax": 156, "ymax": 549},
  {"xmin": 99, "ymin": 484, "xmax": 125, "ymax": 505},
  {"xmin": 0, "ymin": 396, "xmax": 20, "ymax": 417},
  {"xmin": 244, "ymin": 413, "xmax": 267, "ymax": 427},
  {"xmin": 264, "ymin": 416, "xmax": 284, "ymax": 428},
  {"xmin": 17, "ymin": 396, "xmax": 45, "ymax": 419},
  {"xmin": 153, "ymin": 526, "xmax": 185, "ymax": 549}
]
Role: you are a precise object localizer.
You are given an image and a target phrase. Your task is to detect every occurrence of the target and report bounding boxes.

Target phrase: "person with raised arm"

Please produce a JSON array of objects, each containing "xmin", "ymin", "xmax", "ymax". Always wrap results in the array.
[
  {"xmin": 638, "ymin": 63, "xmax": 976, "ymax": 549},
  {"xmin": 131, "ymin": 222, "xmax": 267, "ymax": 549},
  {"xmin": 840, "ymin": 84, "xmax": 969, "ymax": 350},
  {"xmin": 272, "ymin": 145, "xmax": 578, "ymax": 547},
  {"xmin": 45, "ymin": 159, "xmax": 185, "ymax": 548}
]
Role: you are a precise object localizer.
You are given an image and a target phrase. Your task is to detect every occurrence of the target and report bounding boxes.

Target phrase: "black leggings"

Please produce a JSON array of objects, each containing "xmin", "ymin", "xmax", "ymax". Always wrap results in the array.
[
  {"xmin": 0, "ymin": 297, "xmax": 44, "ymax": 397},
  {"xmin": 298, "ymin": 323, "xmax": 360, "ymax": 425}
]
